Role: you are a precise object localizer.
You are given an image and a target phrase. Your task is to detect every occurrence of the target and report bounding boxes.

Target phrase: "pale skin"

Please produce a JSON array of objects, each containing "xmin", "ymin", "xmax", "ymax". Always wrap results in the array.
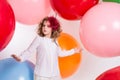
[{"xmin": 11, "ymin": 21, "xmax": 82, "ymax": 61}]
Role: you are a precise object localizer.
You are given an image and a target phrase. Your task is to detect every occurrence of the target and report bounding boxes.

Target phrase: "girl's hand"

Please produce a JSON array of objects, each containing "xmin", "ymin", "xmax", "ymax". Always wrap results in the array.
[
  {"xmin": 11, "ymin": 54, "xmax": 21, "ymax": 62},
  {"xmin": 74, "ymin": 47, "xmax": 82, "ymax": 53}
]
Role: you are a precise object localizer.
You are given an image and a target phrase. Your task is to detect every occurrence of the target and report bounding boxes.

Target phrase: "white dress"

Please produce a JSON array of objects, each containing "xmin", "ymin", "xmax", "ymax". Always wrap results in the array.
[{"xmin": 19, "ymin": 35, "xmax": 75, "ymax": 77}]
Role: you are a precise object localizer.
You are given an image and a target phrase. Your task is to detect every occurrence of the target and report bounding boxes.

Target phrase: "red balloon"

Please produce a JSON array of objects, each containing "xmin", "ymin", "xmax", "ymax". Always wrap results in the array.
[
  {"xmin": 96, "ymin": 66, "xmax": 120, "ymax": 80},
  {"xmin": 50, "ymin": 0, "xmax": 98, "ymax": 20},
  {"xmin": 0, "ymin": 0, "xmax": 15, "ymax": 51}
]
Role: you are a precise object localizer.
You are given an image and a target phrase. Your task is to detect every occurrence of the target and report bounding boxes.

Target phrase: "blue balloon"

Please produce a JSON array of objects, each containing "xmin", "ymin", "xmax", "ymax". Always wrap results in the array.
[{"xmin": 0, "ymin": 58, "xmax": 34, "ymax": 80}]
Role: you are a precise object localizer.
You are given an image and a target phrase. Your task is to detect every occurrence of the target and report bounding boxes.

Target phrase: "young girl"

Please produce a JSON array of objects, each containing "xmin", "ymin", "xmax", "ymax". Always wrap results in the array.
[{"xmin": 12, "ymin": 16, "xmax": 81, "ymax": 80}]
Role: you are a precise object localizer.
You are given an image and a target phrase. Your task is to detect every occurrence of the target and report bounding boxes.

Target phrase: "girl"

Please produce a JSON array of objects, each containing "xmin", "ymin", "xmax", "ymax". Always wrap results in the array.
[{"xmin": 12, "ymin": 16, "xmax": 81, "ymax": 80}]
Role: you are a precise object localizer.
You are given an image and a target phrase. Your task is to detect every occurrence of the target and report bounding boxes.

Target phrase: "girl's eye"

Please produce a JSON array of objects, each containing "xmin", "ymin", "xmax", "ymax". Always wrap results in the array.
[
  {"xmin": 47, "ymin": 25, "xmax": 50, "ymax": 27},
  {"xmin": 43, "ymin": 25, "xmax": 50, "ymax": 27},
  {"xmin": 42, "ymin": 25, "xmax": 45, "ymax": 27}
]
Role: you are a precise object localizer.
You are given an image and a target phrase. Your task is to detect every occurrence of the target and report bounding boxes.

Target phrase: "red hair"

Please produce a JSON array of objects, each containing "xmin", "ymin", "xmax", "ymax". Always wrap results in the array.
[{"xmin": 48, "ymin": 16, "xmax": 60, "ymax": 31}]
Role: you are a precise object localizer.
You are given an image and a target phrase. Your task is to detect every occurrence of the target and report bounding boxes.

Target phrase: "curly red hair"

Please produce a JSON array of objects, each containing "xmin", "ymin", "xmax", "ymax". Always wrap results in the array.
[{"xmin": 48, "ymin": 16, "xmax": 60, "ymax": 31}]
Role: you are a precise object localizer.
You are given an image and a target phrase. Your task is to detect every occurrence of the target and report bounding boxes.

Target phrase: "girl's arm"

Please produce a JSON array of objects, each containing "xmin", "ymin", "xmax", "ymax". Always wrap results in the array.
[
  {"xmin": 12, "ymin": 36, "xmax": 39, "ymax": 62},
  {"xmin": 55, "ymin": 40, "xmax": 81, "ymax": 57},
  {"xmin": 58, "ymin": 47, "xmax": 81, "ymax": 57}
]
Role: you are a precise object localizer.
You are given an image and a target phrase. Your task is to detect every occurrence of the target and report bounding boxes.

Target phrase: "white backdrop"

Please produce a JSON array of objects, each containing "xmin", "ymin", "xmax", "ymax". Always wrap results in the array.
[{"xmin": 0, "ymin": 11, "xmax": 120, "ymax": 80}]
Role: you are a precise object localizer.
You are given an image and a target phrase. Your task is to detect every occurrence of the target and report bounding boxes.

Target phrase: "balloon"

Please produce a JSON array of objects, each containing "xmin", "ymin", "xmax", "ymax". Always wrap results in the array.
[
  {"xmin": 96, "ymin": 66, "xmax": 120, "ymax": 80},
  {"xmin": 57, "ymin": 33, "xmax": 82, "ymax": 78},
  {"xmin": 0, "ymin": 0, "xmax": 15, "ymax": 51},
  {"xmin": 80, "ymin": 2, "xmax": 120, "ymax": 57},
  {"xmin": 0, "ymin": 58, "xmax": 34, "ymax": 80},
  {"xmin": 7, "ymin": 0, "xmax": 51, "ymax": 25},
  {"xmin": 103, "ymin": 0, "xmax": 120, "ymax": 3},
  {"xmin": 50, "ymin": 0, "xmax": 98, "ymax": 20}
]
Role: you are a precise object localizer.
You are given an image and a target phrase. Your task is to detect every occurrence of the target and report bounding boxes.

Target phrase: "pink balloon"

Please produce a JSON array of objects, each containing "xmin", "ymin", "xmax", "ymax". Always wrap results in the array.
[
  {"xmin": 80, "ymin": 2, "xmax": 120, "ymax": 57},
  {"xmin": 7, "ymin": 0, "xmax": 51, "ymax": 25}
]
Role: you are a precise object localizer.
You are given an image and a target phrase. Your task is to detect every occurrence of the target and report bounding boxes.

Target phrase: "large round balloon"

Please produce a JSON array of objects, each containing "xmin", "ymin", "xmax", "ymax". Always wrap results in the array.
[
  {"xmin": 7, "ymin": 0, "xmax": 51, "ymax": 25},
  {"xmin": 0, "ymin": 0, "xmax": 15, "ymax": 51},
  {"xmin": 80, "ymin": 2, "xmax": 120, "ymax": 57},
  {"xmin": 50, "ymin": 0, "xmax": 98, "ymax": 20},
  {"xmin": 0, "ymin": 58, "xmax": 34, "ymax": 80},
  {"xmin": 57, "ymin": 33, "xmax": 82, "ymax": 78},
  {"xmin": 103, "ymin": 0, "xmax": 120, "ymax": 3},
  {"xmin": 96, "ymin": 66, "xmax": 120, "ymax": 80}
]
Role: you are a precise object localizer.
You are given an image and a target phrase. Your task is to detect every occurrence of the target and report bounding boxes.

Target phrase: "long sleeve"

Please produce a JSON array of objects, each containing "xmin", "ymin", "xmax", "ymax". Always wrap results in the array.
[
  {"xmin": 54, "ymin": 40, "xmax": 75, "ymax": 57},
  {"xmin": 19, "ymin": 36, "xmax": 39, "ymax": 62},
  {"xmin": 58, "ymin": 47, "xmax": 75, "ymax": 57}
]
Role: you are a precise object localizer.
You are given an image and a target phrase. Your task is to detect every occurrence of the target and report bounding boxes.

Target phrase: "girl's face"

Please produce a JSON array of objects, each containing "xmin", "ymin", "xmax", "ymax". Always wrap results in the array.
[{"xmin": 42, "ymin": 21, "xmax": 52, "ymax": 37}]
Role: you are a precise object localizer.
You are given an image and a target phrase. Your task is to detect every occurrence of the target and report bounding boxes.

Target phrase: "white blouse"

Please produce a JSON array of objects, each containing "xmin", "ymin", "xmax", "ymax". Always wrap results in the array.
[{"xmin": 19, "ymin": 35, "xmax": 75, "ymax": 77}]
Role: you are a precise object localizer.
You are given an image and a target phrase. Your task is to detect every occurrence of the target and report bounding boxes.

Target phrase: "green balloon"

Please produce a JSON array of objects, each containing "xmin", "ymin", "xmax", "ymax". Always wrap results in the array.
[{"xmin": 103, "ymin": 0, "xmax": 120, "ymax": 3}]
